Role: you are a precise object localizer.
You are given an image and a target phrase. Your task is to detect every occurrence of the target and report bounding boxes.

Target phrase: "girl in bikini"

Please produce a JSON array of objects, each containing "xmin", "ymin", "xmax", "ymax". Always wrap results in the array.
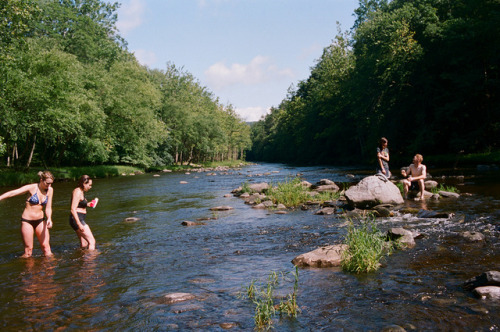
[
  {"xmin": 0, "ymin": 171, "xmax": 54, "ymax": 257},
  {"xmin": 69, "ymin": 175, "xmax": 96, "ymax": 250}
]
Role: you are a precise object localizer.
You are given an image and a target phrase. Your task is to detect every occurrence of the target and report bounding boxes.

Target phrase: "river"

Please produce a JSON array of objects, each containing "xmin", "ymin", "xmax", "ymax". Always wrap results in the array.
[{"xmin": 0, "ymin": 163, "xmax": 499, "ymax": 331}]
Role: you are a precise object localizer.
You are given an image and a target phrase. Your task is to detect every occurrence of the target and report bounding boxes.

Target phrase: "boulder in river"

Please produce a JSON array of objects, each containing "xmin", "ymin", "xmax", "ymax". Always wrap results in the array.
[
  {"xmin": 345, "ymin": 175, "xmax": 404, "ymax": 208},
  {"xmin": 386, "ymin": 227, "xmax": 416, "ymax": 248},
  {"xmin": 292, "ymin": 244, "xmax": 348, "ymax": 268},
  {"xmin": 248, "ymin": 182, "xmax": 269, "ymax": 193},
  {"xmin": 162, "ymin": 292, "xmax": 195, "ymax": 304},
  {"xmin": 461, "ymin": 231, "xmax": 485, "ymax": 242},
  {"xmin": 210, "ymin": 206, "xmax": 234, "ymax": 211},
  {"xmin": 473, "ymin": 286, "xmax": 500, "ymax": 300}
]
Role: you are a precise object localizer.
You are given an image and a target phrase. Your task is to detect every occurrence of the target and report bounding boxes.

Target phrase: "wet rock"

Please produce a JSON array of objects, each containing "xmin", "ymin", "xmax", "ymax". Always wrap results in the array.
[
  {"xmin": 153, "ymin": 174, "xmax": 160, "ymax": 177},
  {"xmin": 223, "ymin": 194, "xmax": 232, "ymax": 198},
  {"xmin": 275, "ymin": 211, "xmax": 288, "ymax": 214},
  {"xmin": 318, "ymin": 179, "xmax": 336, "ymax": 185},
  {"xmin": 219, "ymin": 322, "xmax": 238, "ymax": 329},
  {"xmin": 417, "ymin": 210, "xmax": 450, "ymax": 218},
  {"xmin": 387, "ymin": 228, "xmax": 415, "ymax": 248},
  {"xmin": 124, "ymin": 217, "xmax": 140, "ymax": 223},
  {"xmin": 162, "ymin": 292, "xmax": 195, "ymax": 304},
  {"xmin": 292, "ymin": 244, "xmax": 348, "ymax": 268},
  {"xmin": 431, "ymin": 194, "xmax": 440, "ymax": 200},
  {"xmin": 181, "ymin": 221, "xmax": 205, "ymax": 226},
  {"xmin": 210, "ymin": 206, "xmax": 234, "ymax": 211},
  {"xmin": 345, "ymin": 175, "xmax": 404, "ymax": 208},
  {"xmin": 463, "ymin": 271, "xmax": 500, "ymax": 290},
  {"xmin": 239, "ymin": 192, "xmax": 250, "ymax": 198},
  {"xmin": 461, "ymin": 231, "xmax": 485, "ymax": 242},
  {"xmin": 314, "ymin": 207, "xmax": 335, "ymax": 215},
  {"xmin": 438, "ymin": 190, "xmax": 460, "ymax": 198},
  {"xmin": 252, "ymin": 203, "xmax": 267, "ymax": 209},
  {"xmin": 372, "ymin": 204, "xmax": 393, "ymax": 218},
  {"xmin": 162, "ymin": 169, "xmax": 172, "ymax": 173},
  {"xmin": 343, "ymin": 208, "xmax": 365, "ymax": 219},
  {"xmin": 473, "ymin": 286, "xmax": 500, "ymax": 300},
  {"xmin": 179, "ymin": 181, "xmax": 188, "ymax": 184},
  {"xmin": 315, "ymin": 184, "xmax": 340, "ymax": 193},
  {"xmin": 381, "ymin": 325, "xmax": 406, "ymax": 332},
  {"xmin": 231, "ymin": 186, "xmax": 242, "ymax": 193},
  {"xmin": 424, "ymin": 180, "xmax": 438, "ymax": 190},
  {"xmin": 276, "ymin": 203, "xmax": 287, "ymax": 210}
]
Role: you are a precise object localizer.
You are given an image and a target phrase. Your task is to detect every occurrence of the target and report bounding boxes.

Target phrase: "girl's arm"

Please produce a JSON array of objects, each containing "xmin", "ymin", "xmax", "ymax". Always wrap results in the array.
[
  {"xmin": 0, "ymin": 184, "xmax": 33, "ymax": 201},
  {"xmin": 45, "ymin": 187, "xmax": 54, "ymax": 228}
]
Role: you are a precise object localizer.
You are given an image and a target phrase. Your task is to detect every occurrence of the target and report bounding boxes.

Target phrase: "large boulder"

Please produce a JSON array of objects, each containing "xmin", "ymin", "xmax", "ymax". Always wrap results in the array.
[
  {"xmin": 345, "ymin": 175, "xmax": 404, "ymax": 208},
  {"xmin": 248, "ymin": 182, "xmax": 269, "ymax": 193},
  {"xmin": 463, "ymin": 271, "xmax": 500, "ymax": 290},
  {"xmin": 292, "ymin": 244, "xmax": 348, "ymax": 268}
]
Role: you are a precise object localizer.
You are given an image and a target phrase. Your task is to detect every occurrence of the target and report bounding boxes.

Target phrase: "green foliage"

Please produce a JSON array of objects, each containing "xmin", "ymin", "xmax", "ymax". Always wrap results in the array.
[
  {"xmin": 248, "ymin": 0, "xmax": 500, "ymax": 165},
  {"xmin": 314, "ymin": 191, "xmax": 341, "ymax": 203},
  {"xmin": 239, "ymin": 268, "xmax": 300, "ymax": 330},
  {"xmin": 431, "ymin": 184, "xmax": 459, "ymax": 194},
  {"xmin": 265, "ymin": 177, "xmax": 311, "ymax": 207},
  {"xmin": 0, "ymin": 1, "xmax": 250, "ymax": 169},
  {"xmin": 396, "ymin": 182, "xmax": 404, "ymax": 196},
  {"xmin": 241, "ymin": 181, "xmax": 252, "ymax": 194},
  {"xmin": 341, "ymin": 215, "xmax": 392, "ymax": 274}
]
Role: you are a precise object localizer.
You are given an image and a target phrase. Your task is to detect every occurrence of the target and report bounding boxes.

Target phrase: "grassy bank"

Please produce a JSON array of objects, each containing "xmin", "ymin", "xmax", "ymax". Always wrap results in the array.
[{"xmin": 0, "ymin": 160, "xmax": 251, "ymax": 186}]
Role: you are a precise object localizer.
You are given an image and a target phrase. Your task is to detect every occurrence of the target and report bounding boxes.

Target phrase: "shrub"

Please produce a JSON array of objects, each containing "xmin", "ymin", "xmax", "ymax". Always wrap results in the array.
[{"xmin": 341, "ymin": 215, "xmax": 392, "ymax": 273}]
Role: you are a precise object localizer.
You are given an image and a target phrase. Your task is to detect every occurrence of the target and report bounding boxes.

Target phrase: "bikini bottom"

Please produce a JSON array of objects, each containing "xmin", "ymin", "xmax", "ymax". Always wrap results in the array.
[
  {"xmin": 21, "ymin": 218, "xmax": 44, "ymax": 229},
  {"xmin": 69, "ymin": 213, "xmax": 87, "ymax": 231}
]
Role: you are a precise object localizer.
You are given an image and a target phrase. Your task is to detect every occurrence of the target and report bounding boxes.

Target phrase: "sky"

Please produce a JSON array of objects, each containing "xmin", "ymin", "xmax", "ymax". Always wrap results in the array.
[{"xmin": 112, "ymin": 0, "xmax": 359, "ymax": 121}]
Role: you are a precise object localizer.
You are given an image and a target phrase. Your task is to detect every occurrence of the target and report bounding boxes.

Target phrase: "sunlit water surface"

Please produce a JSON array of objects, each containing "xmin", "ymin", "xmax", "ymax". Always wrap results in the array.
[{"xmin": 0, "ymin": 163, "xmax": 499, "ymax": 331}]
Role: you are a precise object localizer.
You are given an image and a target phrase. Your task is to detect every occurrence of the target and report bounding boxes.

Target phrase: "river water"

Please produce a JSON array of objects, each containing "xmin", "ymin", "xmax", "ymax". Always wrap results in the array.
[{"xmin": 0, "ymin": 163, "xmax": 499, "ymax": 331}]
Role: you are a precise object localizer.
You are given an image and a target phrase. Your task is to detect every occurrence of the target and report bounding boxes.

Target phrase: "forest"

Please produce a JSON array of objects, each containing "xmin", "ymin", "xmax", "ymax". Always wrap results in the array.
[
  {"xmin": 0, "ymin": 0, "xmax": 251, "ymax": 169},
  {"xmin": 248, "ymin": 0, "xmax": 500, "ymax": 166}
]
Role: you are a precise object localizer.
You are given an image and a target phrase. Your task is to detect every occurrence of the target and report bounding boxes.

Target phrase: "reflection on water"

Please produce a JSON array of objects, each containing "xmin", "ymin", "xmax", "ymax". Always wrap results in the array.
[{"xmin": 0, "ymin": 164, "xmax": 499, "ymax": 330}]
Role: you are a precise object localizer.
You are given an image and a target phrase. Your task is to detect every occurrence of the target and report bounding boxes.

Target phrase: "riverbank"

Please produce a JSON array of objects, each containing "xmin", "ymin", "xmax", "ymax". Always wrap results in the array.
[{"xmin": 0, "ymin": 160, "xmax": 251, "ymax": 186}]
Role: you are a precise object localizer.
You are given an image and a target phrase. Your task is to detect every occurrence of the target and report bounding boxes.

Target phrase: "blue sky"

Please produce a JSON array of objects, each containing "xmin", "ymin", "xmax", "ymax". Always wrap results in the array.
[{"xmin": 113, "ymin": 0, "xmax": 359, "ymax": 121}]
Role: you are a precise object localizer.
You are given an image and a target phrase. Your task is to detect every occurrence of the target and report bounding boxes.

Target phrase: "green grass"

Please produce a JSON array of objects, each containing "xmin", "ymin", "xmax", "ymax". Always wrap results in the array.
[
  {"xmin": 431, "ymin": 184, "xmax": 460, "ymax": 194},
  {"xmin": 239, "ymin": 268, "xmax": 300, "ymax": 330},
  {"xmin": 265, "ymin": 177, "xmax": 311, "ymax": 207},
  {"xmin": 341, "ymin": 215, "xmax": 392, "ymax": 274}
]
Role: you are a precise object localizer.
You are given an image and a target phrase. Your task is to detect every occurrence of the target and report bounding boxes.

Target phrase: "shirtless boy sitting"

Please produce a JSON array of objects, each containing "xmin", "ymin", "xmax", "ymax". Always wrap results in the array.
[{"xmin": 401, "ymin": 154, "xmax": 427, "ymax": 200}]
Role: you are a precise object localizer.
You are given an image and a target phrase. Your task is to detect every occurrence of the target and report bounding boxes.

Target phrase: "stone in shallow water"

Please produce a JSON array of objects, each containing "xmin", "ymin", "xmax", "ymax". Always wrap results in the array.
[{"xmin": 163, "ymin": 292, "xmax": 195, "ymax": 304}]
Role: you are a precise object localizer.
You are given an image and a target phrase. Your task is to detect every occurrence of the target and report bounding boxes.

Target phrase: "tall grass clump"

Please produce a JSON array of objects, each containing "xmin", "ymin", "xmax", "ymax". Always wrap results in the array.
[
  {"xmin": 341, "ymin": 215, "xmax": 392, "ymax": 274},
  {"xmin": 239, "ymin": 267, "xmax": 300, "ymax": 330},
  {"xmin": 266, "ymin": 177, "xmax": 311, "ymax": 207}
]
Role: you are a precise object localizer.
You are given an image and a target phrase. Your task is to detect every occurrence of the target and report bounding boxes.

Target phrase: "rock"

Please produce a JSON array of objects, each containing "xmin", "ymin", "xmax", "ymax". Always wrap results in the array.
[
  {"xmin": 473, "ymin": 286, "xmax": 500, "ymax": 300},
  {"xmin": 461, "ymin": 231, "xmax": 485, "ymax": 242},
  {"xmin": 317, "ymin": 179, "xmax": 335, "ymax": 185},
  {"xmin": 276, "ymin": 204, "xmax": 287, "ymax": 210},
  {"xmin": 180, "ymin": 181, "xmax": 188, "ymax": 184},
  {"xmin": 438, "ymin": 191, "xmax": 460, "ymax": 198},
  {"xmin": 291, "ymin": 244, "xmax": 348, "ymax": 268},
  {"xmin": 124, "ymin": 217, "xmax": 140, "ymax": 223},
  {"xmin": 372, "ymin": 205, "xmax": 392, "ymax": 218},
  {"xmin": 417, "ymin": 210, "xmax": 450, "ymax": 218},
  {"xmin": 314, "ymin": 207, "xmax": 335, "ymax": 215},
  {"xmin": 315, "ymin": 184, "xmax": 340, "ymax": 193},
  {"xmin": 162, "ymin": 169, "xmax": 172, "ymax": 172},
  {"xmin": 231, "ymin": 186, "xmax": 242, "ymax": 193},
  {"xmin": 387, "ymin": 228, "xmax": 415, "ymax": 248},
  {"xmin": 223, "ymin": 194, "xmax": 232, "ymax": 198},
  {"xmin": 431, "ymin": 194, "xmax": 440, "ymax": 200},
  {"xmin": 181, "ymin": 221, "xmax": 205, "ymax": 226},
  {"xmin": 300, "ymin": 181, "xmax": 313, "ymax": 188},
  {"xmin": 252, "ymin": 203, "xmax": 267, "ymax": 209},
  {"xmin": 463, "ymin": 271, "xmax": 500, "ymax": 290},
  {"xmin": 210, "ymin": 206, "xmax": 234, "ymax": 211},
  {"xmin": 424, "ymin": 180, "xmax": 438, "ymax": 190},
  {"xmin": 381, "ymin": 325, "xmax": 407, "ymax": 332},
  {"xmin": 262, "ymin": 200, "xmax": 274, "ymax": 208},
  {"xmin": 162, "ymin": 292, "xmax": 195, "ymax": 304},
  {"xmin": 345, "ymin": 175, "xmax": 404, "ymax": 208},
  {"xmin": 239, "ymin": 192, "xmax": 250, "ymax": 198},
  {"xmin": 219, "ymin": 322, "xmax": 238, "ymax": 329},
  {"xmin": 275, "ymin": 211, "xmax": 288, "ymax": 214},
  {"xmin": 153, "ymin": 174, "xmax": 160, "ymax": 177},
  {"xmin": 248, "ymin": 182, "xmax": 269, "ymax": 193}
]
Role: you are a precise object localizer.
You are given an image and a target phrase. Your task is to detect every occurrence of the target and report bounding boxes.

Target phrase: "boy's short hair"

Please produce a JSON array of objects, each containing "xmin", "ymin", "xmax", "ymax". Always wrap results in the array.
[{"xmin": 415, "ymin": 154, "xmax": 423, "ymax": 163}]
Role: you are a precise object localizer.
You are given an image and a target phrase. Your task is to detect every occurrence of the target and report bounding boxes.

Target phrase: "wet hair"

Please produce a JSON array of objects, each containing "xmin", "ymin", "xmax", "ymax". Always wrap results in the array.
[
  {"xmin": 77, "ymin": 175, "xmax": 92, "ymax": 189},
  {"xmin": 415, "ymin": 154, "xmax": 423, "ymax": 163},
  {"xmin": 38, "ymin": 171, "xmax": 54, "ymax": 182},
  {"xmin": 379, "ymin": 137, "xmax": 388, "ymax": 149}
]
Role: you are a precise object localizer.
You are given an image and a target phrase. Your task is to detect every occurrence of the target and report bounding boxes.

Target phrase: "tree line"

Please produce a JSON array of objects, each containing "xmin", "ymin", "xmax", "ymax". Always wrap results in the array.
[
  {"xmin": 248, "ymin": 0, "xmax": 500, "ymax": 166},
  {"xmin": 0, "ymin": 0, "xmax": 251, "ymax": 169}
]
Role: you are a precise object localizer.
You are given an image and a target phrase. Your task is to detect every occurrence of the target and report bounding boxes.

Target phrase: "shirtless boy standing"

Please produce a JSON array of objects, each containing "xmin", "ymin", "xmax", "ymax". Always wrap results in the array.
[{"xmin": 401, "ymin": 154, "xmax": 427, "ymax": 200}]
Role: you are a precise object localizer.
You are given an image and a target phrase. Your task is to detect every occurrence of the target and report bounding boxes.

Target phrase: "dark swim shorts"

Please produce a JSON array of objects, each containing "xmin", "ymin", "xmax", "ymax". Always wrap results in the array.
[{"xmin": 69, "ymin": 212, "xmax": 87, "ymax": 231}]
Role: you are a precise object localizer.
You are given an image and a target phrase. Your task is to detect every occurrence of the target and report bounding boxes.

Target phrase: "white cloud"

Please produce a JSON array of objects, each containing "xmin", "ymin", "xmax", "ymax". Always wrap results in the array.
[
  {"xmin": 116, "ymin": 0, "xmax": 145, "ymax": 35},
  {"xmin": 236, "ymin": 106, "xmax": 270, "ymax": 122},
  {"xmin": 204, "ymin": 56, "xmax": 293, "ymax": 89},
  {"xmin": 133, "ymin": 49, "xmax": 158, "ymax": 67}
]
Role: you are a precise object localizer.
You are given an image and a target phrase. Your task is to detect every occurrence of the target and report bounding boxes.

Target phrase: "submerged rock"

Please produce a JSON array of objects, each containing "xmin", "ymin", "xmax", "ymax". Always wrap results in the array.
[
  {"xmin": 292, "ymin": 244, "xmax": 348, "ymax": 268},
  {"xmin": 162, "ymin": 292, "xmax": 195, "ymax": 304},
  {"xmin": 386, "ymin": 228, "xmax": 416, "ymax": 248},
  {"xmin": 461, "ymin": 231, "xmax": 485, "ymax": 242},
  {"xmin": 463, "ymin": 271, "xmax": 500, "ymax": 290},
  {"xmin": 417, "ymin": 210, "xmax": 450, "ymax": 218}
]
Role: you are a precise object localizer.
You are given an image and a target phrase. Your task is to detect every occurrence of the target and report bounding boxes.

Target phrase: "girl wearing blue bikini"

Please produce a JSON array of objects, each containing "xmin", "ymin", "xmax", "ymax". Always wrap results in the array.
[{"xmin": 0, "ymin": 171, "xmax": 54, "ymax": 257}]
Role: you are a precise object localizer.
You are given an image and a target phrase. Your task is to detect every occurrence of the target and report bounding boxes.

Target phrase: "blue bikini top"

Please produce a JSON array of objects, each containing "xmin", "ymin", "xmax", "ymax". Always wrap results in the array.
[{"xmin": 27, "ymin": 188, "xmax": 48, "ymax": 206}]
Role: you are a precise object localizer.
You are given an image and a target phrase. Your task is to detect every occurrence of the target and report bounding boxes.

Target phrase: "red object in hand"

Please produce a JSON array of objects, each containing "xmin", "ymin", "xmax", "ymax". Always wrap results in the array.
[{"xmin": 88, "ymin": 198, "xmax": 99, "ymax": 208}]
